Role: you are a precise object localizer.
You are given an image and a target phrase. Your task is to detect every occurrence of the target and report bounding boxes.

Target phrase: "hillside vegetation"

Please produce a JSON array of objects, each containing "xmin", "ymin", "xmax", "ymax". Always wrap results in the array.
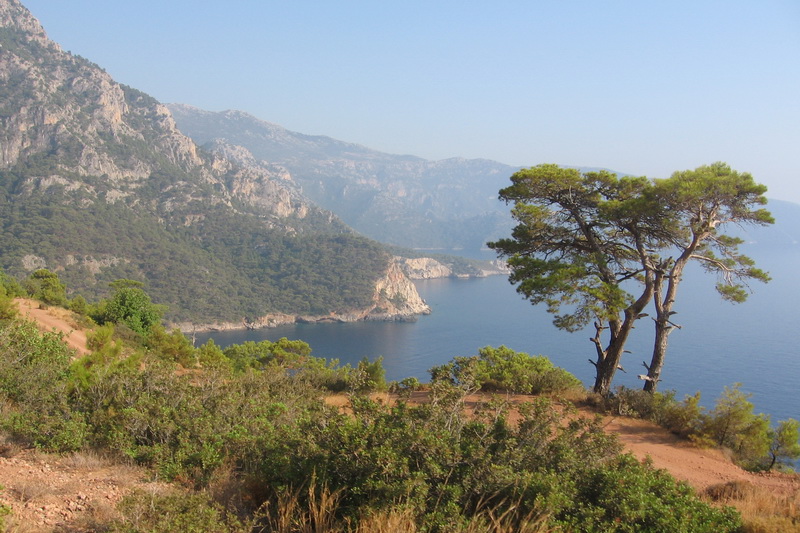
[
  {"xmin": 0, "ymin": 0, "xmax": 424, "ymax": 326},
  {"xmin": 0, "ymin": 289, "xmax": 746, "ymax": 532}
]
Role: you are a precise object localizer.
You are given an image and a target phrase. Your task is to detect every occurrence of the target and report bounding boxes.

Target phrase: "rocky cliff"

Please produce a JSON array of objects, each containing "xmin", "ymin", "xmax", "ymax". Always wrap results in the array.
[
  {"xmin": 397, "ymin": 257, "xmax": 453, "ymax": 279},
  {"xmin": 0, "ymin": 0, "xmax": 429, "ymax": 326}
]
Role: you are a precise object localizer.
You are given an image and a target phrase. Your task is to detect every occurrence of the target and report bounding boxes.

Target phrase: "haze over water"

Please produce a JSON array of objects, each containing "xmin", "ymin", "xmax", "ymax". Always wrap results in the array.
[{"xmin": 197, "ymin": 245, "xmax": 799, "ymax": 425}]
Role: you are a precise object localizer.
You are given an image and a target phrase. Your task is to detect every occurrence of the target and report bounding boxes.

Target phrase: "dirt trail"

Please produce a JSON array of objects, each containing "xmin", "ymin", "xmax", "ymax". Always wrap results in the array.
[
  {"xmin": 0, "ymin": 447, "xmax": 167, "ymax": 531},
  {"xmin": 13, "ymin": 298, "xmax": 89, "ymax": 356},
  {"xmin": 603, "ymin": 414, "xmax": 798, "ymax": 495}
]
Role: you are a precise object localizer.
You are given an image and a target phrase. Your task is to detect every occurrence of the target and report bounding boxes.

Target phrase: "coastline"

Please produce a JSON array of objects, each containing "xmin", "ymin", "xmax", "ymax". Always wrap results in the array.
[{"xmin": 171, "ymin": 308, "xmax": 430, "ymax": 334}]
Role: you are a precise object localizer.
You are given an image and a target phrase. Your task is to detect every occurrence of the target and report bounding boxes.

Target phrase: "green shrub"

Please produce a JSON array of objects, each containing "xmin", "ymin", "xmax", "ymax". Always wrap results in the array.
[
  {"xmin": 69, "ymin": 294, "xmax": 89, "ymax": 315},
  {"xmin": 223, "ymin": 338, "xmax": 312, "ymax": 372},
  {"xmin": 431, "ymin": 346, "xmax": 582, "ymax": 395},
  {"xmin": 0, "ymin": 488, "xmax": 10, "ymax": 531},
  {"xmin": 700, "ymin": 384, "xmax": 771, "ymax": 470},
  {"xmin": 102, "ymin": 285, "xmax": 164, "ymax": 336},
  {"xmin": 353, "ymin": 356, "xmax": 387, "ymax": 392},
  {"xmin": 608, "ymin": 387, "xmax": 703, "ymax": 438},
  {"xmin": 562, "ymin": 454, "xmax": 742, "ymax": 532},
  {"xmin": 768, "ymin": 418, "xmax": 800, "ymax": 471},
  {"xmin": 389, "ymin": 376, "xmax": 423, "ymax": 398},
  {"xmin": 0, "ymin": 320, "xmax": 87, "ymax": 451},
  {"xmin": 0, "ymin": 286, "xmax": 16, "ymax": 320},
  {"xmin": 24, "ymin": 268, "xmax": 68, "ymax": 307},
  {"xmin": 146, "ymin": 326, "xmax": 196, "ymax": 366},
  {"xmin": 195, "ymin": 338, "xmax": 233, "ymax": 371},
  {"xmin": 113, "ymin": 489, "xmax": 244, "ymax": 533}
]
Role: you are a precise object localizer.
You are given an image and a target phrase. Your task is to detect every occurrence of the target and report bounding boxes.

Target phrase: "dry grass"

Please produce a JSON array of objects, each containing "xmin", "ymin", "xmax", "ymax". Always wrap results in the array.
[
  {"xmin": 11, "ymin": 477, "xmax": 55, "ymax": 502},
  {"xmin": 705, "ymin": 479, "xmax": 800, "ymax": 533},
  {"xmin": 251, "ymin": 482, "xmax": 557, "ymax": 533},
  {"xmin": 5, "ymin": 519, "xmax": 41, "ymax": 533},
  {"xmin": 66, "ymin": 499, "xmax": 120, "ymax": 533},
  {"xmin": 60, "ymin": 450, "xmax": 111, "ymax": 470},
  {"xmin": 0, "ymin": 434, "xmax": 23, "ymax": 458}
]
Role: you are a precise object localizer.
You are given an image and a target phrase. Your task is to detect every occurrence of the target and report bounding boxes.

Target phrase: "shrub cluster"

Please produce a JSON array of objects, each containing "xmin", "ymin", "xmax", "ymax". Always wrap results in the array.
[
  {"xmin": 0, "ymin": 312, "xmax": 743, "ymax": 532},
  {"xmin": 429, "ymin": 345, "xmax": 583, "ymax": 395}
]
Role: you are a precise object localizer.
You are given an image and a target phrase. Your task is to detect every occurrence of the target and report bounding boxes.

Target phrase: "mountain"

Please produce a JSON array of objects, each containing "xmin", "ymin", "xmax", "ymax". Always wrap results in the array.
[
  {"xmin": 166, "ymin": 105, "xmax": 520, "ymax": 250},
  {"xmin": 0, "ymin": 0, "xmax": 429, "ymax": 326}
]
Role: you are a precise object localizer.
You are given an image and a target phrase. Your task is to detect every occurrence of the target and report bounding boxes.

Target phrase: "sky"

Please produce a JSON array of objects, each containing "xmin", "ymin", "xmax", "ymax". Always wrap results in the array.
[{"xmin": 20, "ymin": 0, "xmax": 800, "ymax": 203}]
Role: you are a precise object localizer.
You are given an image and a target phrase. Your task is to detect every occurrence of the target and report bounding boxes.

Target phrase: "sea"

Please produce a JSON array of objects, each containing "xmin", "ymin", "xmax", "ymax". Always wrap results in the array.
[{"xmin": 195, "ymin": 244, "xmax": 799, "ymax": 424}]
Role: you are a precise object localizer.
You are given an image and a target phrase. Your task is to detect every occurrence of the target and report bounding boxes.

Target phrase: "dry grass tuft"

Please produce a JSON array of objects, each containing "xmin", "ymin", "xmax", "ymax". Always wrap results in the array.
[
  {"xmin": 0, "ymin": 437, "xmax": 23, "ymax": 458},
  {"xmin": 705, "ymin": 479, "xmax": 800, "ymax": 533},
  {"xmin": 12, "ymin": 477, "xmax": 55, "ymax": 502},
  {"xmin": 350, "ymin": 509, "xmax": 418, "ymax": 533},
  {"xmin": 69, "ymin": 499, "xmax": 120, "ymax": 532},
  {"xmin": 61, "ymin": 450, "xmax": 110, "ymax": 470}
]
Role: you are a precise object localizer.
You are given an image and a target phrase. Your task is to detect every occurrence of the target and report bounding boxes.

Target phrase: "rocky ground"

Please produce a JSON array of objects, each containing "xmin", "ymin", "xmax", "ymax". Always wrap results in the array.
[{"xmin": 0, "ymin": 445, "xmax": 167, "ymax": 532}]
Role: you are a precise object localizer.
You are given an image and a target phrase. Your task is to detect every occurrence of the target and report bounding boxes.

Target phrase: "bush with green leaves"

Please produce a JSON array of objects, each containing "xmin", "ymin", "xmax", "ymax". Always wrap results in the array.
[
  {"xmin": 0, "ymin": 320, "xmax": 87, "ymax": 451},
  {"xmin": 768, "ymin": 418, "xmax": 800, "ymax": 471},
  {"xmin": 24, "ymin": 268, "xmax": 68, "ymax": 306},
  {"xmin": 608, "ymin": 387, "xmax": 703, "ymax": 438},
  {"xmin": 113, "ymin": 489, "xmax": 244, "ymax": 533},
  {"xmin": 699, "ymin": 383, "xmax": 772, "ymax": 470},
  {"xmin": 430, "ymin": 345, "xmax": 583, "ymax": 395},
  {"xmin": 0, "ymin": 486, "xmax": 10, "ymax": 531},
  {"xmin": 222, "ymin": 337, "xmax": 312, "ymax": 372},
  {"xmin": 0, "ymin": 286, "xmax": 16, "ymax": 321},
  {"xmin": 0, "ymin": 269, "xmax": 23, "ymax": 298},
  {"xmin": 246, "ymin": 387, "xmax": 741, "ymax": 532},
  {"xmin": 100, "ymin": 282, "xmax": 164, "ymax": 336}
]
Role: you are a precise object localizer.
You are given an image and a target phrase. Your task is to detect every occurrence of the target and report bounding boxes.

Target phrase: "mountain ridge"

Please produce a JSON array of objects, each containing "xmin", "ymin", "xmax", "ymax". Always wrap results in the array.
[
  {"xmin": 0, "ymin": 0, "xmax": 430, "ymax": 327},
  {"xmin": 167, "ymin": 103, "xmax": 520, "ymax": 250},
  {"xmin": 168, "ymin": 103, "xmax": 800, "ymax": 250}
]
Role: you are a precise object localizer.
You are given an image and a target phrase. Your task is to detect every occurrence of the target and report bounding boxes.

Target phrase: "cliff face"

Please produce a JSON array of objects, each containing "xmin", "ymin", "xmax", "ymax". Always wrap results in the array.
[
  {"xmin": 397, "ymin": 257, "xmax": 453, "ymax": 279},
  {"xmin": 371, "ymin": 260, "xmax": 431, "ymax": 318},
  {"xmin": 0, "ymin": 0, "xmax": 429, "ymax": 326}
]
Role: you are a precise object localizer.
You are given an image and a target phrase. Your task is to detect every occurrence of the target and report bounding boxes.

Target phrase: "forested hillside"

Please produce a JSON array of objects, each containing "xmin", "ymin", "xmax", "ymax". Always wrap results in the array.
[{"xmin": 0, "ymin": 0, "xmax": 428, "ymax": 325}]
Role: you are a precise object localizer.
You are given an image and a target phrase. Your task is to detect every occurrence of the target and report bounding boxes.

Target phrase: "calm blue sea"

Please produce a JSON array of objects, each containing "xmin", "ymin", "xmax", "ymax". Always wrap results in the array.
[{"xmin": 195, "ymin": 244, "xmax": 799, "ymax": 424}]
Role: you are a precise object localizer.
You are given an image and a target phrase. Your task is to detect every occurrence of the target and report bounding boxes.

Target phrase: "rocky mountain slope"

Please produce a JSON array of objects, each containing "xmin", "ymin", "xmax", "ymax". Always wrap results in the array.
[
  {"xmin": 167, "ymin": 104, "xmax": 521, "ymax": 250},
  {"xmin": 0, "ymin": 0, "xmax": 429, "ymax": 326}
]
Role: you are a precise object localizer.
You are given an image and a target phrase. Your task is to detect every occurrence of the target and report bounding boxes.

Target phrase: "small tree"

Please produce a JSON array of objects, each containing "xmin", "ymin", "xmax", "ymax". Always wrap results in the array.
[
  {"xmin": 768, "ymin": 418, "xmax": 800, "ymax": 471},
  {"xmin": 24, "ymin": 268, "xmax": 68, "ymax": 306},
  {"xmin": 103, "ymin": 281, "xmax": 163, "ymax": 336},
  {"xmin": 702, "ymin": 384, "xmax": 771, "ymax": 469}
]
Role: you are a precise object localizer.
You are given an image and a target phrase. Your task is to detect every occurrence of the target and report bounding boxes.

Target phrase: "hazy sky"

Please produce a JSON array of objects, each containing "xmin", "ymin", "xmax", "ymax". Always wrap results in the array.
[{"xmin": 21, "ymin": 1, "xmax": 800, "ymax": 203}]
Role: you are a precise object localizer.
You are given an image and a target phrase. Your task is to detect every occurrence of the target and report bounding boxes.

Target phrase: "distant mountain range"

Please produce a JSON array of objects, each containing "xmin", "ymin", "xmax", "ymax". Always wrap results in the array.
[{"xmin": 166, "ymin": 104, "xmax": 520, "ymax": 250}]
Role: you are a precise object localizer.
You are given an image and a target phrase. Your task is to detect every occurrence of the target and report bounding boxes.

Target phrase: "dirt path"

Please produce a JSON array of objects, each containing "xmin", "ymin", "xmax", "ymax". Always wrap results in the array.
[
  {"xmin": 602, "ymin": 414, "xmax": 798, "ymax": 495},
  {"xmin": 13, "ymin": 298, "xmax": 89, "ymax": 356}
]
